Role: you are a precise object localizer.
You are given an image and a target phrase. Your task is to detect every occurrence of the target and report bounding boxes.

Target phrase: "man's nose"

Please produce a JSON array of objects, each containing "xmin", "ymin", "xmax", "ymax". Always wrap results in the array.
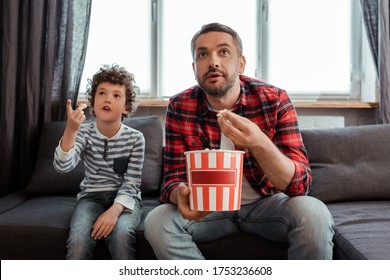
[{"xmin": 208, "ymin": 53, "xmax": 220, "ymax": 68}]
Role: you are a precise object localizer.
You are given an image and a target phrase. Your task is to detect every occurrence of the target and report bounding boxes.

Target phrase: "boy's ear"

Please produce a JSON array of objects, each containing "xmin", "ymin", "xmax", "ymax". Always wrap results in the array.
[{"xmin": 123, "ymin": 105, "xmax": 130, "ymax": 115}]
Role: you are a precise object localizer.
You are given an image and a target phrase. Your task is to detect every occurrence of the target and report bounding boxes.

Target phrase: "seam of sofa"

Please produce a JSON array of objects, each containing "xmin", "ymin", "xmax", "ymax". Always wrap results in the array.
[
  {"xmin": 333, "ymin": 229, "xmax": 367, "ymax": 260},
  {"xmin": 0, "ymin": 190, "xmax": 30, "ymax": 215}
]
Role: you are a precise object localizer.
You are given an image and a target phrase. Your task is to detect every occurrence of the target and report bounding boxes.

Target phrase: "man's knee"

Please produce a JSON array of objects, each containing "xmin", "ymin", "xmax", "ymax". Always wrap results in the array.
[
  {"xmin": 288, "ymin": 196, "xmax": 334, "ymax": 228},
  {"xmin": 144, "ymin": 204, "xmax": 176, "ymax": 240}
]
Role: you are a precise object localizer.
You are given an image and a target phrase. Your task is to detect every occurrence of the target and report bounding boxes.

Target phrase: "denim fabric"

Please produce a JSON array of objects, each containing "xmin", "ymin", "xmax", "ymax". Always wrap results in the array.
[
  {"xmin": 145, "ymin": 193, "xmax": 334, "ymax": 260},
  {"xmin": 66, "ymin": 191, "xmax": 141, "ymax": 260}
]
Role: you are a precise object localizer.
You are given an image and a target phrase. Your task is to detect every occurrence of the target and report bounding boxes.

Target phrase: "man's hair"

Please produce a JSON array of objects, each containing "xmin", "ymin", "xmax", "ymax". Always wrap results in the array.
[
  {"xmin": 190, "ymin": 22, "xmax": 243, "ymax": 59},
  {"xmin": 85, "ymin": 64, "xmax": 139, "ymax": 118}
]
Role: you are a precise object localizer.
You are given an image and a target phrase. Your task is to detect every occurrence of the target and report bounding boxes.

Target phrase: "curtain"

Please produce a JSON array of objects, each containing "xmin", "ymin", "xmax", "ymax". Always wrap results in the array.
[
  {"xmin": 360, "ymin": 0, "xmax": 390, "ymax": 123},
  {"xmin": 360, "ymin": 0, "xmax": 379, "ymax": 69},
  {"xmin": 378, "ymin": 0, "xmax": 390, "ymax": 123},
  {"xmin": 0, "ymin": 0, "xmax": 91, "ymax": 197}
]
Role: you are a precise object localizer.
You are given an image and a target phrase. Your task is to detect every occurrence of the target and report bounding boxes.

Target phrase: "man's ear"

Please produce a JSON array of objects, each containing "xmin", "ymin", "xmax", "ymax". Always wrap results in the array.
[
  {"xmin": 239, "ymin": 55, "xmax": 246, "ymax": 74},
  {"xmin": 192, "ymin": 62, "xmax": 199, "ymax": 80}
]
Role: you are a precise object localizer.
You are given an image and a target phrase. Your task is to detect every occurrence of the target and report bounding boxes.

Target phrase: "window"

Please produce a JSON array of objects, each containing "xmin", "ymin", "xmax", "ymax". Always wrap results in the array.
[
  {"xmin": 79, "ymin": 0, "xmax": 151, "ymax": 95},
  {"xmin": 80, "ymin": 0, "xmax": 374, "ymax": 102},
  {"xmin": 158, "ymin": 0, "xmax": 257, "ymax": 97},
  {"xmin": 260, "ymin": 0, "xmax": 362, "ymax": 100}
]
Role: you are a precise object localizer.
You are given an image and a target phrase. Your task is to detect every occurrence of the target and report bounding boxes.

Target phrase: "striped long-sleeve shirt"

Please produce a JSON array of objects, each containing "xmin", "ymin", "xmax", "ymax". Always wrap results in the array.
[{"xmin": 53, "ymin": 122, "xmax": 145, "ymax": 211}]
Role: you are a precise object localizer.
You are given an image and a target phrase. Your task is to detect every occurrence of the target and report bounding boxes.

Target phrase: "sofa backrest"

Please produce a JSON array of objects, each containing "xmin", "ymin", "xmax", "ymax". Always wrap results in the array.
[
  {"xmin": 302, "ymin": 124, "xmax": 390, "ymax": 203},
  {"xmin": 26, "ymin": 115, "xmax": 163, "ymax": 197}
]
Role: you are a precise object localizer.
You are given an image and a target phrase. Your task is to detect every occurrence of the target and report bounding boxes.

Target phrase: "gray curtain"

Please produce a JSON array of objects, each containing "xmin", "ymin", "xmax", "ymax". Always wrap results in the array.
[
  {"xmin": 0, "ymin": 0, "xmax": 91, "ymax": 197},
  {"xmin": 360, "ymin": 0, "xmax": 390, "ymax": 124}
]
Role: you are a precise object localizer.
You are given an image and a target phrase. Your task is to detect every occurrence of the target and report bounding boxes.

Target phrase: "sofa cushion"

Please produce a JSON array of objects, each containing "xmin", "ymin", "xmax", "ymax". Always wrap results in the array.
[
  {"xmin": 327, "ymin": 201, "xmax": 390, "ymax": 260},
  {"xmin": 26, "ymin": 115, "xmax": 163, "ymax": 197},
  {"xmin": 124, "ymin": 116, "xmax": 163, "ymax": 196},
  {"xmin": 0, "ymin": 196, "xmax": 75, "ymax": 259},
  {"xmin": 302, "ymin": 124, "xmax": 390, "ymax": 203},
  {"xmin": 26, "ymin": 122, "xmax": 84, "ymax": 196}
]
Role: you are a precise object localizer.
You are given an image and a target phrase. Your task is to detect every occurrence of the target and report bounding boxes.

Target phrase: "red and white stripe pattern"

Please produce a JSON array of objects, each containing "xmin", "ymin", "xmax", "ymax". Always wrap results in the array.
[{"xmin": 185, "ymin": 150, "xmax": 244, "ymax": 211}]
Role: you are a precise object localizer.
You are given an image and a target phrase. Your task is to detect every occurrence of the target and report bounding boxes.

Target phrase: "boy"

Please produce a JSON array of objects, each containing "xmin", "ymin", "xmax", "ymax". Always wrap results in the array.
[{"xmin": 53, "ymin": 64, "xmax": 145, "ymax": 259}]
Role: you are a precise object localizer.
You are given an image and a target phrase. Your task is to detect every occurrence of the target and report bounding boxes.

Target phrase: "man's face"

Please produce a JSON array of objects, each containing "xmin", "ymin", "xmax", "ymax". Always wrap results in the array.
[{"xmin": 192, "ymin": 31, "xmax": 245, "ymax": 97}]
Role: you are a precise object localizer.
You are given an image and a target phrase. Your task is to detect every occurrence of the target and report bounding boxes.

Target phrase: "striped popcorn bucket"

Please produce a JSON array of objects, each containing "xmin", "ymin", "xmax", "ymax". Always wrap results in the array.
[{"xmin": 185, "ymin": 150, "xmax": 245, "ymax": 211}]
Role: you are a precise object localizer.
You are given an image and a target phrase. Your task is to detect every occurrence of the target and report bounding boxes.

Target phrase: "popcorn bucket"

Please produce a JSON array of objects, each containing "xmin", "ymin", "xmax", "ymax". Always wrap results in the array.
[{"xmin": 185, "ymin": 150, "xmax": 245, "ymax": 211}]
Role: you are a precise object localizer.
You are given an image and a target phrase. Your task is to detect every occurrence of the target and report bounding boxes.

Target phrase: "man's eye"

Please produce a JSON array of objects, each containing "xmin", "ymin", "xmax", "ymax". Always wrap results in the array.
[
  {"xmin": 197, "ymin": 52, "xmax": 206, "ymax": 59},
  {"xmin": 221, "ymin": 49, "xmax": 230, "ymax": 55}
]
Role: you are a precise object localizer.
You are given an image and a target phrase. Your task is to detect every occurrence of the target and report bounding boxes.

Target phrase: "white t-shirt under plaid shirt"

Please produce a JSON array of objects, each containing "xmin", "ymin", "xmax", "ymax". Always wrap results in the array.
[{"xmin": 53, "ymin": 122, "xmax": 145, "ymax": 211}]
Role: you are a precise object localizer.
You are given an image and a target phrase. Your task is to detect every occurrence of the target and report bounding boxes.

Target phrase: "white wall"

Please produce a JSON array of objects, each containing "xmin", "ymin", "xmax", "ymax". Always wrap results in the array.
[{"xmin": 134, "ymin": 106, "xmax": 378, "ymax": 130}]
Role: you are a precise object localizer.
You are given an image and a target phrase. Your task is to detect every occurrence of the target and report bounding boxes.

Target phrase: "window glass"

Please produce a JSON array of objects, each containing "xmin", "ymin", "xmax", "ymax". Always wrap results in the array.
[
  {"xmin": 159, "ymin": 0, "xmax": 257, "ymax": 97},
  {"xmin": 267, "ymin": 0, "xmax": 352, "ymax": 95},
  {"xmin": 79, "ymin": 0, "xmax": 150, "ymax": 94}
]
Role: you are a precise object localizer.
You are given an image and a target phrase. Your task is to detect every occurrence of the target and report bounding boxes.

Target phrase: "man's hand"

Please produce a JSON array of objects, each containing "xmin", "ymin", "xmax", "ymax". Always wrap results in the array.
[
  {"xmin": 91, "ymin": 203, "xmax": 124, "ymax": 240},
  {"xmin": 171, "ymin": 183, "xmax": 210, "ymax": 221},
  {"xmin": 217, "ymin": 109, "xmax": 295, "ymax": 191},
  {"xmin": 217, "ymin": 109, "xmax": 267, "ymax": 150}
]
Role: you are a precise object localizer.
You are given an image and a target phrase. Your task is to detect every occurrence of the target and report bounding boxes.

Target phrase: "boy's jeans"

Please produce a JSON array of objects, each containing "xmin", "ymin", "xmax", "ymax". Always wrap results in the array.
[
  {"xmin": 67, "ymin": 191, "xmax": 142, "ymax": 260},
  {"xmin": 145, "ymin": 193, "xmax": 334, "ymax": 259}
]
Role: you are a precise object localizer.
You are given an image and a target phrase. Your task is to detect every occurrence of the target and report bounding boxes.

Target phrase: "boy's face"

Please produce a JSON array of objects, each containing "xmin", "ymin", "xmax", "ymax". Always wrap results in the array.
[{"xmin": 93, "ymin": 82, "xmax": 128, "ymax": 123}]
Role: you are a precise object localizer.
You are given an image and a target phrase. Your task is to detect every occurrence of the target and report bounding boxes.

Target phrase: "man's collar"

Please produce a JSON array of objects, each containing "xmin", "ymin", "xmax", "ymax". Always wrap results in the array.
[
  {"xmin": 196, "ymin": 89, "xmax": 245, "ymax": 117},
  {"xmin": 193, "ymin": 87, "xmax": 208, "ymax": 117}
]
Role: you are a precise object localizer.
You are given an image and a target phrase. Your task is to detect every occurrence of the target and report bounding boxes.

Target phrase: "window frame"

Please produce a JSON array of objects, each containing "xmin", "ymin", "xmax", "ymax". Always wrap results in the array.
[{"xmin": 80, "ymin": 0, "xmax": 373, "ymax": 103}]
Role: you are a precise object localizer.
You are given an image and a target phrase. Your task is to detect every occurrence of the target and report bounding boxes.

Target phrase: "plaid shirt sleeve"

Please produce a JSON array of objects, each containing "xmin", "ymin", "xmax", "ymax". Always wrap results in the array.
[
  {"xmin": 160, "ymin": 98, "xmax": 190, "ymax": 203},
  {"xmin": 273, "ymin": 89, "xmax": 312, "ymax": 196}
]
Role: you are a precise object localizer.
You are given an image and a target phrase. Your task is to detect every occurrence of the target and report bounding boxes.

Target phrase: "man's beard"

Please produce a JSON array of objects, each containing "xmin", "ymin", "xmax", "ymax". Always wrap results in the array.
[{"xmin": 197, "ymin": 69, "xmax": 237, "ymax": 98}]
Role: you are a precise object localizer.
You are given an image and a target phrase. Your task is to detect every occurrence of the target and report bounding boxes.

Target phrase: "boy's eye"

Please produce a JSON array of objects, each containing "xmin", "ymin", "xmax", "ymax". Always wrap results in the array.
[{"xmin": 98, "ymin": 91, "xmax": 105, "ymax": 96}]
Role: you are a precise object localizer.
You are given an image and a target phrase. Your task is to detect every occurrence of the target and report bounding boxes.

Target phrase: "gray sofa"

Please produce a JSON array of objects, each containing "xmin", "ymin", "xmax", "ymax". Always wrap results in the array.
[
  {"xmin": 302, "ymin": 124, "xmax": 390, "ymax": 260},
  {"xmin": 0, "ymin": 115, "xmax": 389, "ymax": 259}
]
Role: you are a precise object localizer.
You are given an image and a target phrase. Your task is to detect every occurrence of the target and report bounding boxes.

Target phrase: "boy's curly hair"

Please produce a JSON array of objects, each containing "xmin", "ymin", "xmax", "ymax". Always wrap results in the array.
[{"xmin": 85, "ymin": 64, "xmax": 140, "ymax": 119}]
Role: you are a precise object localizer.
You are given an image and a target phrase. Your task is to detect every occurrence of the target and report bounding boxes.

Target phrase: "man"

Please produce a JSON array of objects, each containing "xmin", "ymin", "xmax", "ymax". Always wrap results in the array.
[{"xmin": 145, "ymin": 23, "xmax": 334, "ymax": 259}]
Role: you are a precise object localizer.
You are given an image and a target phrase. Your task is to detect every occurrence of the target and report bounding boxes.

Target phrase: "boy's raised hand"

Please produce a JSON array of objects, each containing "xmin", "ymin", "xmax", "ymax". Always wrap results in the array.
[
  {"xmin": 66, "ymin": 99, "xmax": 87, "ymax": 132},
  {"xmin": 60, "ymin": 99, "xmax": 87, "ymax": 152}
]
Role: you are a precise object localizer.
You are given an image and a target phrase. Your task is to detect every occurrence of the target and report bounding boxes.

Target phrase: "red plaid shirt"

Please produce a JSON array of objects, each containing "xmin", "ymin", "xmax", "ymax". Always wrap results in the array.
[{"xmin": 161, "ymin": 75, "xmax": 312, "ymax": 203}]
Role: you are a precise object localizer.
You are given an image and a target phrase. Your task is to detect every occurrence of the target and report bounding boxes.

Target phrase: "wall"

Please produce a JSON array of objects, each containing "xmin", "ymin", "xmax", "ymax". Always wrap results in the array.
[
  {"xmin": 134, "ymin": 106, "xmax": 378, "ymax": 130},
  {"xmin": 296, "ymin": 108, "xmax": 378, "ymax": 128}
]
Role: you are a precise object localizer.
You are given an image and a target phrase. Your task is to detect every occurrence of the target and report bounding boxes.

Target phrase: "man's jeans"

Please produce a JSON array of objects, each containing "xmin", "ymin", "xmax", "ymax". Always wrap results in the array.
[
  {"xmin": 66, "ymin": 191, "xmax": 142, "ymax": 260},
  {"xmin": 145, "ymin": 193, "xmax": 334, "ymax": 259}
]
